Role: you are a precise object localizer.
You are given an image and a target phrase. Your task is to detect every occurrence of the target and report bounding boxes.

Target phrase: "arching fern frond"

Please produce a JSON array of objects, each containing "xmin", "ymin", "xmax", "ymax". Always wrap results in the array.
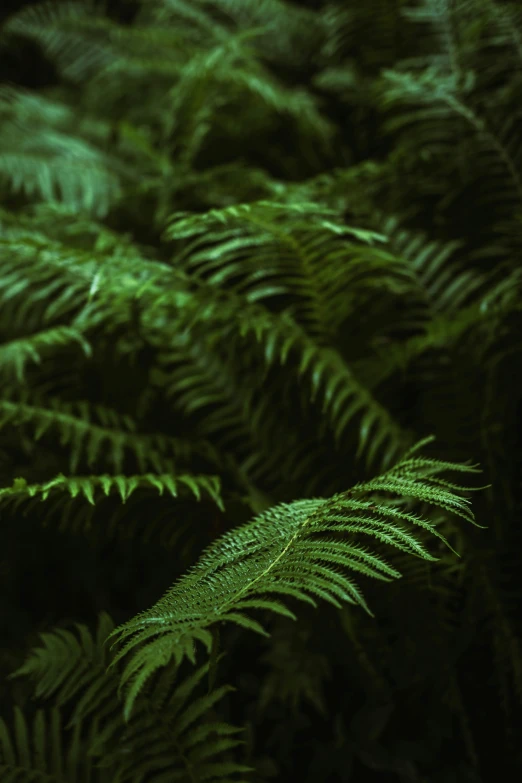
[
  {"xmin": 166, "ymin": 200, "xmax": 395, "ymax": 343},
  {"xmin": 108, "ymin": 436, "xmax": 483, "ymax": 719},
  {"xmin": 154, "ymin": 276, "xmax": 408, "ymax": 472}
]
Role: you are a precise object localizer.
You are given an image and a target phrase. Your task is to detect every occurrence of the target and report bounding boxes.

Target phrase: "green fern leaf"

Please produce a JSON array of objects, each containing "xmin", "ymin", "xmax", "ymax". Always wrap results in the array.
[{"xmin": 108, "ymin": 436, "xmax": 483, "ymax": 719}]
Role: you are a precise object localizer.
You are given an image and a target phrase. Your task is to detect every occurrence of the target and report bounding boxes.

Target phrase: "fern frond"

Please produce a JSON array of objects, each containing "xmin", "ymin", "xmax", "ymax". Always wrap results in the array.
[
  {"xmin": 0, "ymin": 470, "xmax": 223, "ymax": 510},
  {"xmin": 10, "ymin": 612, "xmax": 114, "ymax": 717},
  {"xmin": 3, "ymin": 1, "xmax": 199, "ymax": 83},
  {"xmin": 0, "ymin": 705, "xmax": 110, "ymax": 783},
  {"xmin": 163, "ymin": 201, "xmax": 411, "ymax": 467},
  {"xmin": 377, "ymin": 214, "xmax": 486, "ymax": 317},
  {"xmin": 0, "ymin": 87, "xmax": 123, "ymax": 216},
  {"xmin": 108, "ymin": 437, "xmax": 482, "ymax": 719},
  {"xmin": 0, "ymin": 327, "xmax": 91, "ymax": 383},
  {"xmin": 166, "ymin": 200, "xmax": 395, "ymax": 339},
  {"xmin": 197, "ymin": 0, "xmax": 325, "ymax": 69},
  {"xmin": 11, "ymin": 617, "xmax": 251, "ymax": 782},
  {"xmin": 380, "ymin": 2, "xmax": 522, "ymax": 253},
  {"xmin": 89, "ymin": 660, "xmax": 252, "ymax": 782},
  {"xmin": 0, "ymin": 395, "xmax": 220, "ymax": 475}
]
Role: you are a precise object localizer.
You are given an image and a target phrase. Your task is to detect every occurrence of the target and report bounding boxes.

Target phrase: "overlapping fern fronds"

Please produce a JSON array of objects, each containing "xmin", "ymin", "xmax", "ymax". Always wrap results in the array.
[
  {"xmin": 378, "ymin": 0, "xmax": 522, "ymax": 260},
  {"xmin": 0, "ymin": 706, "xmax": 113, "ymax": 783},
  {"xmin": 3, "ymin": 0, "xmax": 334, "ymax": 197},
  {"xmin": 0, "ymin": 0, "xmax": 518, "ymax": 778},
  {"xmin": 0, "ymin": 201, "xmax": 413, "ymax": 476},
  {"xmin": 6, "ymin": 614, "xmax": 250, "ymax": 782}
]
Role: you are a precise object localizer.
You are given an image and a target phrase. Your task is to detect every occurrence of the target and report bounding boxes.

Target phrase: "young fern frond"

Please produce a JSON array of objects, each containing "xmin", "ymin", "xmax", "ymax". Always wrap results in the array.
[{"xmin": 108, "ymin": 436, "xmax": 483, "ymax": 719}]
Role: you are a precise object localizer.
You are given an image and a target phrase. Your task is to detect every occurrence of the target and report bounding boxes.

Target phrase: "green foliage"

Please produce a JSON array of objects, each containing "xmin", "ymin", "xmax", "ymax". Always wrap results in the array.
[
  {"xmin": 0, "ymin": 86, "xmax": 123, "ymax": 217},
  {"xmin": 0, "ymin": 0, "xmax": 520, "ymax": 779},
  {"xmin": 6, "ymin": 616, "xmax": 250, "ymax": 782},
  {"xmin": 108, "ymin": 436, "xmax": 481, "ymax": 719},
  {"xmin": 0, "ymin": 705, "xmax": 112, "ymax": 783}
]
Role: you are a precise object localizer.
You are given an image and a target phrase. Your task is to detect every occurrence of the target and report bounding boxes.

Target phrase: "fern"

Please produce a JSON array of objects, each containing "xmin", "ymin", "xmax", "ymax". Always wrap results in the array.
[
  {"xmin": 0, "ymin": 327, "xmax": 91, "ymax": 383},
  {"xmin": 0, "ymin": 395, "xmax": 220, "ymax": 475},
  {"xmin": 10, "ymin": 613, "xmax": 115, "ymax": 714},
  {"xmin": 108, "ymin": 436, "xmax": 483, "ymax": 718},
  {"xmin": 0, "ymin": 705, "xmax": 113, "ymax": 783},
  {"xmin": 0, "ymin": 87, "xmax": 123, "ymax": 217},
  {"xmin": 9, "ymin": 615, "xmax": 251, "ymax": 782},
  {"xmin": 164, "ymin": 200, "xmax": 412, "ymax": 469},
  {"xmin": 0, "ymin": 471, "xmax": 223, "ymax": 510},
  {"xmin": 0, "ymin": 0, "xmax": 519, "ymax": 777}
]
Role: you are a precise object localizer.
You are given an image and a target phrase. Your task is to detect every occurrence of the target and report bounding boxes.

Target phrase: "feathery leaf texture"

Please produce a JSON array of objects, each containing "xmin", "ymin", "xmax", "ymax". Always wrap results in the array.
[
  {"xmin": 10, "ymin": 613, "xmax": 115, "ymax": 715},
  {"xmin": 108, "ymin": 436, "xmax": 483, "ymax": 718},
  {"xmin": 8, "ymin": 615, "xmax": 251, "ymax": 782}
]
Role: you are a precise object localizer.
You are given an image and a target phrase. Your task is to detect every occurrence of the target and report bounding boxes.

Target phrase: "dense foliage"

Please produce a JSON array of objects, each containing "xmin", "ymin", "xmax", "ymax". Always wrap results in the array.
[{"xmin": 0, "ymin": 1, "xmax": 521, "ymax": 780}]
